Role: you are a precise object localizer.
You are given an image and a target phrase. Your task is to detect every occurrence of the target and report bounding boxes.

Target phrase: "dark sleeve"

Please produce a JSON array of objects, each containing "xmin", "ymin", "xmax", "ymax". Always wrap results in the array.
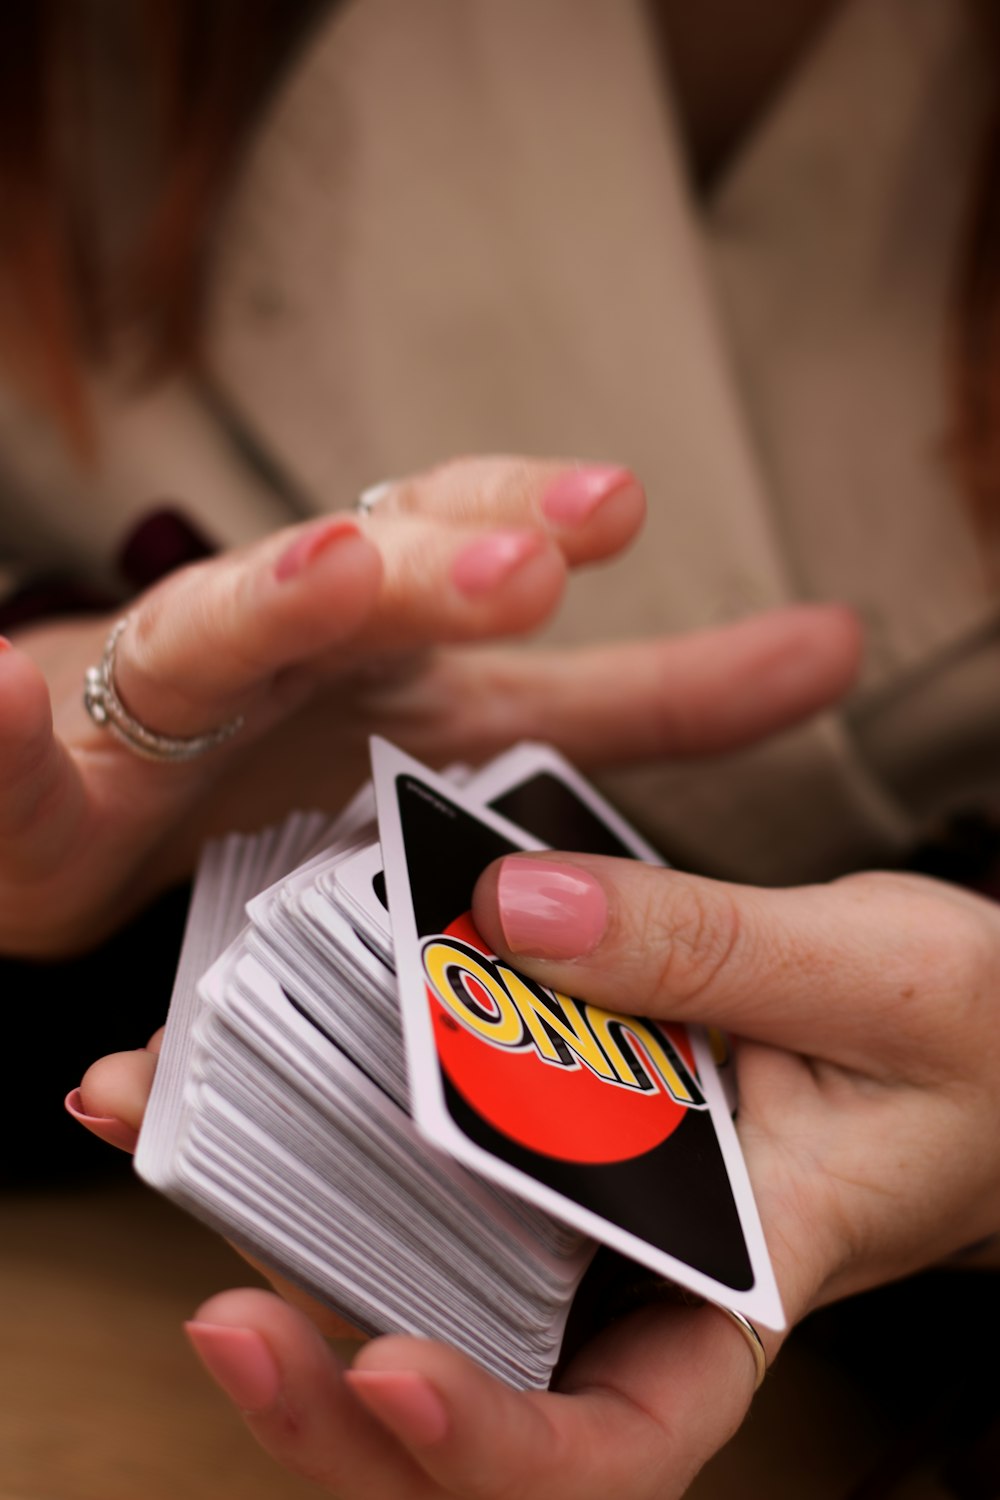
[{"xmin": 2, "ymin": 883, "xmax": 190, "ymax": 1189}]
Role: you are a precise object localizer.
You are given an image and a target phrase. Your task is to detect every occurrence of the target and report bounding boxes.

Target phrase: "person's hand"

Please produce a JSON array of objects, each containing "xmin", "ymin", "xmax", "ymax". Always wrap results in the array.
[
  {"xmin": 70, "ymin": 584, "xmax": 863, "ymax": 1161},
  {"xmin": 145, "ymin": 859, "xmax": 1000, "ymax": 1500},
  {"xmin": 469, "ymin": 854, "xmax": 1000, "ymax": 1324},
  {"xmin": 68, "ymin": 595, "xmax": 867, "ymax": 1498},
  {"xmin": 3, "ymin": 455, "xmax": 859, "ymax": 959},
  {"xmin": 6, "ymin": 454, "xmax": 853, "ymax": 960},
  {"xmin": 174, "ymin": 1281, "xmax": 761, "ymax": 1500}
]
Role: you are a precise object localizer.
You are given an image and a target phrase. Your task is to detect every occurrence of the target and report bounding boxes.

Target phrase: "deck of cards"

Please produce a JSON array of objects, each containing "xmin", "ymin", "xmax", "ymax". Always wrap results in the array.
[{"xmin": 136, "ymin": 740, "xmax": 783, "ymax": 1390}]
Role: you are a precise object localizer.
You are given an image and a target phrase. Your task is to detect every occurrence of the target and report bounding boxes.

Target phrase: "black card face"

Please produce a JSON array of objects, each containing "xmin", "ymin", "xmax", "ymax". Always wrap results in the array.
[
  {"xmin": 385, "ymin": 766, "xmax": 757, "ymax": 1297},
  {"xmin": 488, "ymin": 772, "xmax": 645, "ymax": 859},
  {"xmin": 371, "ymin": 767, "xmax": 646, "ymax": 913}
]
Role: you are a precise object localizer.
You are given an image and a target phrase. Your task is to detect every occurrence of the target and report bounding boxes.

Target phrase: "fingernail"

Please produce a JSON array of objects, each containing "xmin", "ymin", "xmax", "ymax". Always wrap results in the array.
[
  {"xmin": 451, "ymin": 529, "xmax": 545, "ymax": 596},
  {"xmin": 346, "ymin": 1370, "xmax": 449, "ymax": 1447},
  {"xmin": 64, "ymin": 1088, "xmax": 140, "ymax": 1153},
  {"xmin": 274, "ymin": 518, "xmax": 362, "ymax": 582},
  {"xmin": 0, "ymin": 637, "xmax": 10, "ymax": 651},
  {"xmin": 184, "ymin": 1322, "xmax": 282, "ymax": 1413},
  {"xmin": 541, "ymin": 465, "xmax": 637, "ymax": 525},
  {"xmin": 496, "ymin": 856, "xmax": 608, "ymax": 959}
]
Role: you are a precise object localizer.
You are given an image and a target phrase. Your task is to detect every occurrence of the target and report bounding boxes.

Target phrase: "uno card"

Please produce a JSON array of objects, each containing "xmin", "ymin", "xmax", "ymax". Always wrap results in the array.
[
  {"xmin": 331, "ymin": 741, "xmax": 660, "ymax": 953},
  {"xmin": 467, "ymin": 742, "xmax": 665, "ymax": 863},
  {"xmin": 328, "ymin": 841, "xmax": 392, "ymax": 955},
  {"xmin": 372, "ymin": 738, "xmax": 784, "ymax": 1329}
]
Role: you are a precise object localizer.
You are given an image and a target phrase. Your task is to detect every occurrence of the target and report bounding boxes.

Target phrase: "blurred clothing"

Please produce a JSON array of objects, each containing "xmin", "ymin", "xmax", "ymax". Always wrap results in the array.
[{"xmin": 0, "ymin": 0, "xmax": 995, "ymax": 885}]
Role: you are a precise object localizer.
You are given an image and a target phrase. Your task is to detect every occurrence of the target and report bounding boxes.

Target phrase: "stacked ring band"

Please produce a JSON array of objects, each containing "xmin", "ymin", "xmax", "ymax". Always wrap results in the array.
[{"xmin": 83, "ymin": 617, "xmax": 245, "ymax": 762}]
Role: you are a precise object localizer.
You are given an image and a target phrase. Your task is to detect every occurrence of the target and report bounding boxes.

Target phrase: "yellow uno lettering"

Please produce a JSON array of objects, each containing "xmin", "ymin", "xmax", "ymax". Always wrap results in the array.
[
  {"xmin": 422, "ymin": 940, "xmax": 524, "ymax": 1047},
  {"xmin": 586, "ymin": 1009, "xmax": 705, "ymax": 1106},
  {"xmin": 497, "ymin": 966, "xmax": 617, "ymax": 1079}
]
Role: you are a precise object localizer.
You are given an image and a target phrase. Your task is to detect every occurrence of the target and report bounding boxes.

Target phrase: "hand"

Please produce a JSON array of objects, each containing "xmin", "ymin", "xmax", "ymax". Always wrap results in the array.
[
  {"xmin": 71, "ymin": 587, "xmax": 862, "ymax": 1158},
  {"xmin": 469, "ymin": 854, "xmax": 1000, "ymax": 1326},
  {"xmin": 176, "ymin": 1283, "xmax": 760, "ymax": 1500},
  {"xmin": 69, "ymin": 596, "xmax": 864, "ymax": 1498},
  {"xmin": 0, "ymin": 458, "xmax": 680, "ymax": 954},
  {"xmin": 3, "ymin": 454, "xmax": 859, "ymax": 958},
  {"xmin": 162, "ymin": 859, "xmax": 1000, "ymax": 1500}
]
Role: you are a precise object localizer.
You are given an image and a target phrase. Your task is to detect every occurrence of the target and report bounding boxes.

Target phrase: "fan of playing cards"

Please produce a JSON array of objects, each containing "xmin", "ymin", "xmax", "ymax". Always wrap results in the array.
[{"xmin": 136, "ymin": 740, "xmax": 783, "ymax": 1390}]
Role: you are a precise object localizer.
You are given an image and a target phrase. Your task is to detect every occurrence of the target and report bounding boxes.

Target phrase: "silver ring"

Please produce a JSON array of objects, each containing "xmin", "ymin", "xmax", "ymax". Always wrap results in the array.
[
  {"xmin": 714, "ymin": 1306, "xmax": 767, "ymax": 1391},
  {"xmin": 83, "ymin": 617, "xmax": 245, "ymax": 762},
  {"xmin": 355, "ymin": 481, "xmax": 393, "ymax": 516}
]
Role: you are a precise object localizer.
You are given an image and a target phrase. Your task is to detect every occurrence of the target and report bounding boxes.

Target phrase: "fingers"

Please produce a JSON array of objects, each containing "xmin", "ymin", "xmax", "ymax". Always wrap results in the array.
[
  {"xmin": 0, "ymin": 640, "xmax": 86, "ymax": 877},
  {"xmin": 371, "ymin": 456, "xmax": 647, "ymax": 567},
  {"xmin": 66, "ymin": 1028, "xmax": 163, "ymax": 1150},
  {"xmin": 184, "ymin": 1290, "xmax": 428, "ymax": 1496},
  {"xmin": 114, "ymin": 517, "xmax": 383, "ymax": 738},
  {"xmin": 111, "ymin": 512, "xmax": 570, "ymax": 741},
  {"xmin": 368, "ymin": 603, "xmax": 862, "ymax": 770},
  {"xmin": 345, "ymin": 1301, "xmax": 757, "ymax": 1500},
  {"xmin": 181, "ymin": 1290, "xmax": 756, "ymax": 1500},
  {"xmin": 433, "ymin": 603, "xmax": 862, "ymax": 765},
  {"xmin": 471, "ymin": 854, "xmax": 1000, "ymax": 1073},
  {"xmin": 355, "ymin": 515, "xmax": 567, "ymax": 652},
  {"xmin": 111, "ymin": 452, "xmax": 646, "ymax": 744}
]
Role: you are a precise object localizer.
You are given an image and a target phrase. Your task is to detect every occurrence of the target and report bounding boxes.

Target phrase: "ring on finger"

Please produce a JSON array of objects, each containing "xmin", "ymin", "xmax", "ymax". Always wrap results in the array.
[
  {"xmin": 355, "ymin": 480, "xmax": 394, "ymax": 517},
  {"xmin": 714, "ymin": 1306, "xmax": 768, "ymax": 1392},
  {"xmin": 604, "ymin": 1275, "xmax": 768, "ymax": 1393},
  {"xmin": 83, "ymin": 616, "xmax": 245, "ymax": 762}
]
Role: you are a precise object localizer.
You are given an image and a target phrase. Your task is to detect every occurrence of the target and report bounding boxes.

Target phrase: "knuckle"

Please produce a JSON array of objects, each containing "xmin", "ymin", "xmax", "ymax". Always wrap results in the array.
[
  {"xmin": 407, "ymin": 455, "xmax": 481, "ymax": 514},
  {"xmin": 634, "ymin": 877, "xmax": 743, "ymax": 1008},
  {"xmin": 382, "ymin": 475, "xmax": 421, "ymax": 515},
  {"xmin": 127, "ymin": 557, "xmax": 267, "ymax": 716},
  {"xmin": 413, "ymin": 454, "xmax": 549, "ymax": 523},
  {"xmin": 227, "ymin": 561, "xmax": 277, "ymax": 675},
  {"xmin": 128, "ymin": 561, "xmax": 205, "ymax": 659}
]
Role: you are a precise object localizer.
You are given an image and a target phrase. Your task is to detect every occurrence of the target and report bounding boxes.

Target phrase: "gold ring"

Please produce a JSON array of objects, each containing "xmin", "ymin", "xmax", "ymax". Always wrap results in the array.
[{"xmin": 714, "ymin": 1305, "xmax": 767, "ymax": 1391}]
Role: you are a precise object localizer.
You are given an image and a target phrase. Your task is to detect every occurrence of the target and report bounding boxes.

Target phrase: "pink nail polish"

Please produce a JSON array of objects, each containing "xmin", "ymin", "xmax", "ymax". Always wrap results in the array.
[
  {"xmin": 64, "ymin": 1088, "xmax": 140, "ymax": 1154},
  {"xmin": 541, "ymin": 465, "xmax": 636, "ymax": 525},
  {"xmin": 346, "ymin": 1370, "xmax": 449, "ymax": 1448},
  {"xmin": 274, "ymin": 518, "xmax": 362, "ymax": 582},
  {"xmin": 496, "ymin": 856, "xmax": 608, "ymax": 959},
  {"xmin": 451, "ymin": 530, "xmax": 545, "ymax": 597},
  {"xmin": 184, "ymin": 1322, "xmax": 282, "ymax": 1413}
]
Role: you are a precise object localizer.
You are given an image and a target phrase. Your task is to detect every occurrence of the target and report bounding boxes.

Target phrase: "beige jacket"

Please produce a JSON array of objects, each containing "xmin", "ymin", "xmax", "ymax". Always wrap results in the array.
[{"xmin": 0, "ymin": 0, "xmax": 995, "ymax": 885}]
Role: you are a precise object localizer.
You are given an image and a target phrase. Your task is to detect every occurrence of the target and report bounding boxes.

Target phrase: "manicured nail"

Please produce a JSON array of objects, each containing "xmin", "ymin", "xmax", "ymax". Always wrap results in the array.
[
  {"xmin": 451, "ymin": 529, "xmax": 545, "ymax": 596},
  {"xmin": 64, "ymin": 1088, "xmax": 140, "ymax": 1153},
  {"xmin": 185, "ymin": 1322, "xmax": 282, "ymax": 1413},
  {"xmin": 346, "ymin": 1370, "xmax": 449, "ymax": 1447},
  {"xmin": 496, "ymin": 856, "xmax": 608, "ymax": 959},
  {"xmin": 274, "ymin": 518, "xmax": 362, "ymax": 582},
  {"xmin": 0, "ymin": 637, "xmax": 11, "ymax": 652},
  {"xmin": 541, "ymin": 465, "xmax": 637, "ymax": 525}
]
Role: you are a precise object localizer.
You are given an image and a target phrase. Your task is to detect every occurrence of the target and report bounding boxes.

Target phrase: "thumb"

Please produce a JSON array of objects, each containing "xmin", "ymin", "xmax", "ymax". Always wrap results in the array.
[{"xmin": 471, "ymin": 855, "xmax": 965, "ymax": 1074}]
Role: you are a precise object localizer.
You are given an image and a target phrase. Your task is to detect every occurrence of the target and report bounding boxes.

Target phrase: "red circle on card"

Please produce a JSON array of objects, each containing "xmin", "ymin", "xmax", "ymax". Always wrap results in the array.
[{"xmin": 426, "ymin": 913, "xmax": 699, "ymax": 1163}]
